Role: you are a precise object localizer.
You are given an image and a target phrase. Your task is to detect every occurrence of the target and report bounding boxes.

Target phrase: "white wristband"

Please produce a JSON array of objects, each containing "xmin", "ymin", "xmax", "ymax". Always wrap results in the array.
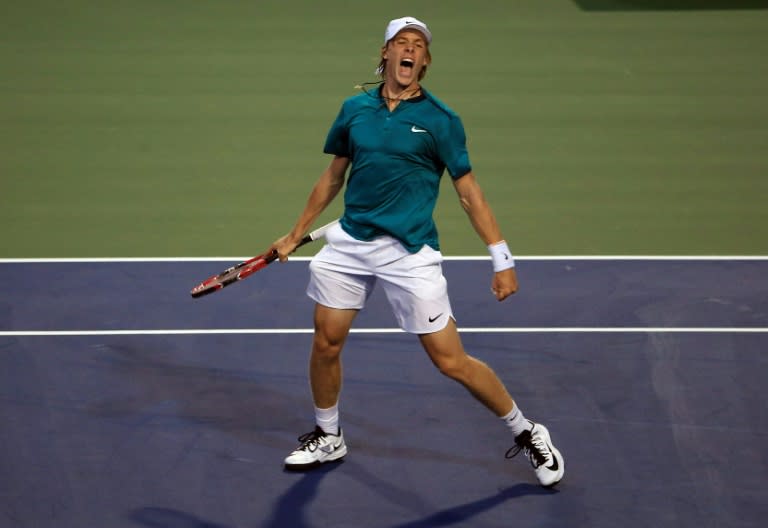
[{"xmin": 488, "ymin": 241, "xmax": 515, "ymax": 272}]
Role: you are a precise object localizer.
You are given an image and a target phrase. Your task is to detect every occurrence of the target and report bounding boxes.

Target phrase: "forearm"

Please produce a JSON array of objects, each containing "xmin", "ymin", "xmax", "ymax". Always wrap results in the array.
[
  {"xmin": 288, "ymin": 156, "xmax": 348, "ymax": 239},
  {"xmin": 455, "ymin": 172, "xmax": 505, "ymax": 245},
  {"xmin": 289, "ymin": 179, "xmax": 341, "ymax": 238}
]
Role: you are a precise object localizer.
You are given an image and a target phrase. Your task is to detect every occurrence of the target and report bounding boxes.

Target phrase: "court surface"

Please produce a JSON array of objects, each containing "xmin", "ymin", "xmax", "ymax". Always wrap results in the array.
[
  {"xmin": 3, "ymin": 1, "xmax": 767, "ymax": 526},
  {"xmin": 1, "ymin": 258, "xmax": 766, "ymax": 528}
]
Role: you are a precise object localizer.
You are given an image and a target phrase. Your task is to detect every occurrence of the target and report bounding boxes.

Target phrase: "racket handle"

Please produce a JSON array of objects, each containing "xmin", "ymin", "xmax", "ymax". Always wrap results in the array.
[
  {"xmin": 287, "ymin": 219, "xmax": 339, "ymax": 253},
  {"xmin": 306, "ymin": 218, "xmax": 339, "ymax": 242}
]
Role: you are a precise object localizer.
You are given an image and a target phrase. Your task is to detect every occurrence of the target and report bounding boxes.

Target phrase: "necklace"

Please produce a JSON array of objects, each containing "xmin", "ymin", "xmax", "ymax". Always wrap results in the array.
[
  {"xmin": 354, "ymin": 81, "xmax": 422, "ymax": 109},
  {"xmin": 382, "ymin": 86, "xmax": 421, "ymax": 101},
  {"xmin": 381, "ymin": 85, "xmax": 421, "ymax": 109}
]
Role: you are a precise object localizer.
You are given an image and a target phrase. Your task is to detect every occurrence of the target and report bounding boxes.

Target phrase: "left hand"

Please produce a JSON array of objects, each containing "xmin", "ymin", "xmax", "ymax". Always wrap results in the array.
[{"xmin": 491, "ymin": 268, "xmax": 518, "ymax": 302}]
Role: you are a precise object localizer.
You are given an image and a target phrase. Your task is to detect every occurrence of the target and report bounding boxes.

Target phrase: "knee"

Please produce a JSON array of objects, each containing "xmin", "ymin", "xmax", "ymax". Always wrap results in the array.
[
  {"xmin": 434, "ymin": 354, "xmax": 472, "ymax": 382},
  {"xmin": 312, "ymin": 332, "xmax": 344, "ymax": 361}
]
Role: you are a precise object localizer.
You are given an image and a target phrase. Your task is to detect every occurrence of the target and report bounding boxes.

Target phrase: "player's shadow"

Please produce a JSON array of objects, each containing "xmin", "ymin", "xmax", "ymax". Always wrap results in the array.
[
  {"xmin": 127, "ymin": 507, "xmax": 232, "ymax": 527},
  {"xmin": 390, "ymin": 483, "xmax": 557, "ymax": 528},
  {"xmin": 265, "ymin": 464, "xmax": 550, "ymax": 528},
  {"xmin": 263, "ymin": 462, "xmax": 343, "ymax": 528}
]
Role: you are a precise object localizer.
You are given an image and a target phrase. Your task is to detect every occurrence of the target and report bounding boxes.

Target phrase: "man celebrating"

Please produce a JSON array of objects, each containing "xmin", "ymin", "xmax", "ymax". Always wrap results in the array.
[{"xmin": 271, "ymin": 16, "xmax": 564, "ymax": 488}]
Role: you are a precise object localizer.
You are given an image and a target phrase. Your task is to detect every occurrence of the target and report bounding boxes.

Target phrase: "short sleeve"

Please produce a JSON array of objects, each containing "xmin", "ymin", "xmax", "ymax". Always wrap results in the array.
[
  {"xmin": 436, "ymin": 113, "xmax": 472, "ymax": 180},
  {"xmin": 323, "ymin": 102, "xmax": 350, "ymax": 157}
]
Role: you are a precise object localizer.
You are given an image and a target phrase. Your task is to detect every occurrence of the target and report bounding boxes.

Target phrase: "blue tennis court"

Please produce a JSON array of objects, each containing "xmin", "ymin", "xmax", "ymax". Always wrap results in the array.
[{"xmin": 1, "ymin": 258, "xmax": 766, "ymax": 527}]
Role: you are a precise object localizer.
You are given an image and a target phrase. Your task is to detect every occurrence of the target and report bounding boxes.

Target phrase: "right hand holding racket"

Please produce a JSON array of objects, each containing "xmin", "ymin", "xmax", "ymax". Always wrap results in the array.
[{"xmin": 271, "ymin": 232, "xmax": 307, "ymax": 263}]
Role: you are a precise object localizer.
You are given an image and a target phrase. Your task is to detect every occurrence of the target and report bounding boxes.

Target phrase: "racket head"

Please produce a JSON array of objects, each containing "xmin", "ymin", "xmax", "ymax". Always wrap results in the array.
[{"xmin": 190, "ymin": 251, "xmax": 276, "ymax": 298}]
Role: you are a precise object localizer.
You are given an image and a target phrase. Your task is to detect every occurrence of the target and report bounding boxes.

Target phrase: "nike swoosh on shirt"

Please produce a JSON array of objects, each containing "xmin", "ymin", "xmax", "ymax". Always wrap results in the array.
[{"xmin": 411, "ymin": 126, "xmax": 428, "ymax": 133}]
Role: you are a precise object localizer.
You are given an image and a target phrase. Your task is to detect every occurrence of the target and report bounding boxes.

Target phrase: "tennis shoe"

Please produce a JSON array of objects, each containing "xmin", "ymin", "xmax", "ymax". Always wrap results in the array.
[
  {"xmin": 506, "ymin": 420, "xmax": 564, "ymax": 487},
  {"xmin": 284, "ymin": 426, "xmax": 347, "ymax": 470}
]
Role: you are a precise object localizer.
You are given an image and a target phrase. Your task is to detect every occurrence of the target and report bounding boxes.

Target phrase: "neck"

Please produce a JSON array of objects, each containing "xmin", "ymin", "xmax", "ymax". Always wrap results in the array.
[{"xmin": 381, "ymin": 81, "xmax": 421, "ymax": 110}]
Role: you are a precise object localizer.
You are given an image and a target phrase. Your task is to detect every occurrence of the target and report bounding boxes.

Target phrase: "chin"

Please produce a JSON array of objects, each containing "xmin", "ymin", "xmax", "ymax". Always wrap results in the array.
[{"xmin": 395, "ymin": 74, "xmax": 418, "ymax": 88}]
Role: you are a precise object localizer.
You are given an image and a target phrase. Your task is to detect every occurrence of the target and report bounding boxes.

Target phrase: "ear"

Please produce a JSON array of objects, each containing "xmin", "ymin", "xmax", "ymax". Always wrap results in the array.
[{"xmin": 381, "ymin": 45, "xmax": 388, "ymax": 60}]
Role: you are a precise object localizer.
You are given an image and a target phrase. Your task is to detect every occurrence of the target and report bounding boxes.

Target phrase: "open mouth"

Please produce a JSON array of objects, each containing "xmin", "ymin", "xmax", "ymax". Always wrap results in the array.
[{"xmin": 398, "ymin": 58, "xmax": 415, "ymax": 78}]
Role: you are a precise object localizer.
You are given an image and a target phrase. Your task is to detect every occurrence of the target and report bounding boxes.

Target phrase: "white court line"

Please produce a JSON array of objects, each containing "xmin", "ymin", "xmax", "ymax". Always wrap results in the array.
[
  {"xmin": 1, "ymin": 259, "xmax": 765, "ymax": 337},
  {"xmin": 2, "ymin": 327, "xmax": 767, "ymax": 337},
  {"xmin": 1, "ymin": 256, "xmax": 767, "ymax": 263}
]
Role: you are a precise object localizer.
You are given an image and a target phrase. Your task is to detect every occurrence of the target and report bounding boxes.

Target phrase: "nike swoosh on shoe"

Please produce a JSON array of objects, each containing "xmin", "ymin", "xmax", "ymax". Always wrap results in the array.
[
  {"xmin": 319, "ymin": 441, "xmax": 343, "ymax": 454},
  {"xmin": 545, "ymin": 442, "xmax": 559, "ymax": 471}
]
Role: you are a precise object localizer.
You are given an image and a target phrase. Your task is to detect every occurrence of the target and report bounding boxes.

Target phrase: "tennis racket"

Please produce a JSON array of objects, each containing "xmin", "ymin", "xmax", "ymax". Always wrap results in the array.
[{"xmin": 190, "ymin": 219, "xmax": 339, "ymax": 299}]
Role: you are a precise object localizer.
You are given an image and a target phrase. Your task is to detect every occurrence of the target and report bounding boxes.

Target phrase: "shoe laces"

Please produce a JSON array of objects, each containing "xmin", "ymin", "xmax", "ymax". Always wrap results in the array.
[
  {"xmin": 296, "ymin": 426, "xmax": 327, "ymax": 451},
  {"xmin": 505, "ymin": 428, "xmax": 549, "ymax": 468}
]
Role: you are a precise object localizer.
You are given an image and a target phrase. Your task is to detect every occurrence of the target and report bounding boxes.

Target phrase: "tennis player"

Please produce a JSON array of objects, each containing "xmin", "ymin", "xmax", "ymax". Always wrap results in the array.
[{"xmin": 271, "ymin": 16, "xmax": 564, "ymax": 487}]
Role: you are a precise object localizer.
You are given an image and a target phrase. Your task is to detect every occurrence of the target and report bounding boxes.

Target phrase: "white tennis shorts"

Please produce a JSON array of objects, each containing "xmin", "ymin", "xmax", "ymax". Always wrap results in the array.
[{"xmin": 307, "ymin": 222, "xmax": 454, "ymax": 334}]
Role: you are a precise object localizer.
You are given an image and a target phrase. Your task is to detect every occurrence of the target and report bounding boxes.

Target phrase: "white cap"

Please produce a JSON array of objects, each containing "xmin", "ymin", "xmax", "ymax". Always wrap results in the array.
[{"xmin": 384, "ymin": 16, "xmax": 432, "ymax": 44}]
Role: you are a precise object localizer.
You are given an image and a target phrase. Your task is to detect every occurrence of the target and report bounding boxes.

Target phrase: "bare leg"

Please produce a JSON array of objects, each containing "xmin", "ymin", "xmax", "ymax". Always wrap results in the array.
[
  {"xmin": 419, "ymin": 318, "xmax": 514, "ymax": 416},
  {"xmin": 284, "ymin": 303, "xmax": 355, "ymax": 468},
  {"xmin": 309, "ymin": 303, "xmax": 358, "ymax": 408}
]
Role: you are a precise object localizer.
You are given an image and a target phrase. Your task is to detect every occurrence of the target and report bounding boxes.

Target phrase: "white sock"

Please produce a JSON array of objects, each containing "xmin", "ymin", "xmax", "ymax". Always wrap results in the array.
[
  {"xmin": 315, "ymin": 403, "xmax": 339, "ymax": 435},
  {"xmin": 500, "ymin": 404, "xmax": 532, "ymax": 437}
]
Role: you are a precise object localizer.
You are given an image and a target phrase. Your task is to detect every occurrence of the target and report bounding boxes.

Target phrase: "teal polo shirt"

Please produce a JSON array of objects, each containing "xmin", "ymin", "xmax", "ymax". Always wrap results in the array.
[{"xmin": 323, "ymin": 86, "xmax": 472, "ymax": 253}]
